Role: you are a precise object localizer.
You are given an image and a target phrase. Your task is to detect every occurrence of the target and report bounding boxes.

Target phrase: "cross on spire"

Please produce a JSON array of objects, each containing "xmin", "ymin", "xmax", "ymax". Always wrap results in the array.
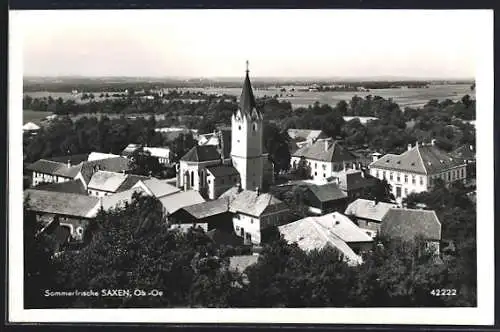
[{"xmin": 246, "ymin": 60, "xmax": 249, "ymax": 74}]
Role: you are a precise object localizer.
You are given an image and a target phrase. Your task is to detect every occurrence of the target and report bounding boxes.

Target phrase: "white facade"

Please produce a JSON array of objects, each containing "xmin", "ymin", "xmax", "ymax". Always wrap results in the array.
[
  {"xmin": 231, "ymin": 109, "xmax": 266, "ymax": 191},
  {"xmin": 32, "ymin": 172, "xmax": 72, "ymax": 186},
  {"xmin": 370, "ymin": 162, "xmax": 467, "ymax": 201},
  {"xmin": 232, "ymin": 210, "xmax": 289, "ymax": 245},
  {"xmin": 290, "ymin": 156, "xmax": 362, "ymax": 183}
]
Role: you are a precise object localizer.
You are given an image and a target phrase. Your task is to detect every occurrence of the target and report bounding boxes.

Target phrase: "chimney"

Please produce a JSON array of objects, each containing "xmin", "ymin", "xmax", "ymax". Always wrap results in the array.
[
  {"xmin": 67, "ymin": 160, "xmax": 71, "ymax": 168},
  {"xmin": 122, "ymin": 170, "xmax": 125, "ymax": 175},
  {"xmin": 407, "ymin": 143, "xmax": 412, "ymax": 151},
  {"xmin": 324, "ymin": 139, "xmax": 330, "ymax": 151},
  {"xmin": 343, "ymin": 162, "xmax": 347, "ymax": 172},
  {"xmin": 470, "ymin": 145, "xmax": 474, "ymax": 151},
  {"xmin": 256, "ymin": 187, "xmax": 260, "ymax": 196},
  {"xmin": 431, "ymin": 139, "xmax": 436, "ymax": 146}
]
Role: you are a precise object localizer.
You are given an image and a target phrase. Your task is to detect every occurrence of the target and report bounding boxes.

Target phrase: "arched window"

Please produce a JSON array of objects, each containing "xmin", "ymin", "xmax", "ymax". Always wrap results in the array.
[
  {"xmin": 253, "ymin": 123, "xmax": 257, "ymax": 131},
  {"xmin": 191, "ymin": 171, "xmax": 194, "ymax": 187}
]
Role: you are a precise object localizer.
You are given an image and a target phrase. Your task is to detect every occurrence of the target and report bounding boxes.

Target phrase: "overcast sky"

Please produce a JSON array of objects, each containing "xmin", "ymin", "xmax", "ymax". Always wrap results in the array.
[{"xmin": 16, "ymin": 10, "xmax": 489, "ymax": 78}]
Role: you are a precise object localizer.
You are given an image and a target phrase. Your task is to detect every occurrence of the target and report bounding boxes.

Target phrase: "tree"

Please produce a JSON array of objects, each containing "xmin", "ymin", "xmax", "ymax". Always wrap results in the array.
[{"xmin": 129, "ymin": 147, "xmax": 162, "ymax": 177}]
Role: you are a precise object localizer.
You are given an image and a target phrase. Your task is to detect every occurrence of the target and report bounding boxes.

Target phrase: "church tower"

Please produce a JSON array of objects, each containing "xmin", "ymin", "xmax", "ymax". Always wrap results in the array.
[{"xmin": 231, "ymin": 62, "xmax": 265, "ymax": 191}]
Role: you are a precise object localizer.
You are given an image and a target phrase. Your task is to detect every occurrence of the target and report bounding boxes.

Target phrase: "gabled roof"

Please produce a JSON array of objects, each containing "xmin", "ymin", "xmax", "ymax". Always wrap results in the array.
[
  {"xmin": 344, "ymin": 198, "xmax": 397, "ymax": 222},
  {"xmin": 24, "ymin": 189, "xmax": 100, "ymax": 218},
  {"xmin": 87, "ymin": 152, "xmax": 121, "ymax": 162},
  {"xmin": 79, "ymin": 157, "xmax": 131, "ymax": 185},
  {"xmin": 305, "ymin": 182, "xmax": 347, "ymax": 202},
  {"xmin": 221, "ymin": 188, "xmax": 288, "ymax": 217},
  {"xmin": 160, "ymin": 190, "xmax": 206, "ymax": 215},
  {"xmin": 100, "ymin": 187, "xmax": 145, "ymax": 211},
  {"xmin": 143, "ymin": 147, "xmax": 170, "ymax": 159},
  {"xmin": 207, "ymin": 165, "xmax": 240, "ymax": 178},
  {"xmin": 197, "ymin": 129, "xmax": 232, "ymax": 159},
  {"xmin": 287, "ymin": 129, "xmax": 326, "ymax": 142},
  {"xmin": 116, "ymin": 174, "xmax": 150, "ymax": 192},
  {"xmin": 26, "ymin": 159, "xmax": 82, "ymax": 178},
  {"xmin": 381, "ymin": 208, "xmax": 441, "ymax": 242},
  {"xmin": 278, "ymin": 214, "xmax": 368, "ymax": 266},
  {"xmin": 334, "ymin": 169, "xmax": 378, "ymax": 191},
  {"xmin": 180, "ymin": 145, "xmax": 221, "ymax": 162},
  {"xmin": 23, "ymin": 122, "xmax": 40, "ymax": 130},
  {"xmin": 293, "ymin": 139, "xmax": 358, "ymax": 163},
  {"xmin": 87, "ymin": 171, "xmax": 128, "ymax": 192},
  {"xmin": 179, "ymin": 198, "xmax": 231, "ymax": 220},
  {"xmin": 47, "ymin": 154, "xmax": 90, "ymax": 165},
  {"xmin": 138, "ymin": 178, "xmax": 181, "ymax": 198},
  {"xmin": 370, "ymin": 143, "xmax": 465, "ymax": 175},
  {"xmin": 34, "ymin": 179, "xmax": 87, "ymax": 195}
]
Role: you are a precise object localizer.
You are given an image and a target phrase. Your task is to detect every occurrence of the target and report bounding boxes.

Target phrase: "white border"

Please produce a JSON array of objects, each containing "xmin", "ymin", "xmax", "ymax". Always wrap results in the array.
[{"xmin": 8, "ymin": 9, "xmax": 494, "ymax": 325}]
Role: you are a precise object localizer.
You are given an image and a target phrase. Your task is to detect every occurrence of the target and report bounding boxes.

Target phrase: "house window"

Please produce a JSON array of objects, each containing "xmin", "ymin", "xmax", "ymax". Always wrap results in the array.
[
  {"xmin": 404, "ymin": 174, "xmax": 408, "ymax": 183},
  {"xmin": 389, "ymin": 172, "xmax": 393, "ymax": 181},
  {"xmin": 447, "ymin": 172, "xmax": 451, "ymax": 181},
  {"xmin": 383, "ymin": 171, "xmax": 386, "ymax": 179},
  {"xmin": 420, "ymin": 176, "xmax": 424, "ymax": 185},
  {"xmin": 208, "ymin": 179, "xmax": 211, "ymax": 184},
  {"xmin": 250, "ymin": 219, "xmax": 253, "ymax": 224},
  {"xmin": 323, "ymin": 173, "xmax": 326, "ymax": 178},
  {"xmin": 314, "ymin": 172, "xmax": 317, "ymax": 176},
  {"xmin": 396, "ymin": 173, "xmax": 400, "ymax": 182},
  {"xmin": 461, "ymin": 168, "xmax": 464, "ymax": 178},
  {"xmin": 375, "ymin": 170, "xmax": 379, "ymax": 178},
  {"xmin": 404, "ymin": 188, "xmax": 408, "ymax": 195},
  {"xmin": 322, "ymin": 164, "xmax": 326, "ymax": 170},
  {"xmin": 235, "ymin": 215, "xmax": 240, "ymax": 220},
  {"xmin": 412, "ymin": 175, "xmax": 416, "ymax": 184},
  {"xmin": 238, "ymin": 125, "xmax": 241, "ymax": 130}
]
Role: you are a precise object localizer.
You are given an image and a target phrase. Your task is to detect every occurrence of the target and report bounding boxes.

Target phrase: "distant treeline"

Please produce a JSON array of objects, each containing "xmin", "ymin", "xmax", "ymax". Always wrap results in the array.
[{"xmin": 23, "ymin": 78, "xmax": 473, "ymax": 93}]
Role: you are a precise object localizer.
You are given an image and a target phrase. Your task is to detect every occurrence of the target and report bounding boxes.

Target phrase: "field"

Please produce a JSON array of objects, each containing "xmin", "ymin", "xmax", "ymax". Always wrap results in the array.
[
  {"xmin": 23, "ymin": 84, "xmax": 475, "ymax": 111},
  {"xmin": 184, "ymin": 84, "xmax": 475, "ymax": 109},
  {"xmin": 23, "ymin": 110, "xmax": 53, "ymax": 124}
]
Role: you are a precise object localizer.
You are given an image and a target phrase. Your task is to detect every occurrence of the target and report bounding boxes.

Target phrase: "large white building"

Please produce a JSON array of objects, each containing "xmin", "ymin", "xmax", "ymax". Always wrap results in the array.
[
  {"xmin": 290, "ymin": 138, "xmax": 367, "ymax": 183},
  {"xmin": 177, "ymin": 65, "xmax": 272, "ymax": 198},
  {"xmin": 369, "ymin": 141, "xmax": 467, "ymax": 202}
]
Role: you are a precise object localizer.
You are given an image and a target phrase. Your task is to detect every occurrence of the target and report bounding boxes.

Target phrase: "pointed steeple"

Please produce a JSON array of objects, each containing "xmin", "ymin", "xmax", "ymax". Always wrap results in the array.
[{"xmin": 239, "ymin": 61, "xmax": 259, "ymax": 117}]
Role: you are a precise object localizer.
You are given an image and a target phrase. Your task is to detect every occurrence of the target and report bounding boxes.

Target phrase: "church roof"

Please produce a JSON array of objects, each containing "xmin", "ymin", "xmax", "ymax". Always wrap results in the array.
[
  {"xmin": 238, "ymin": 66, "xmax": 262, "ymax": 119},
  {"xmin": 180, "ymin": 145, "xmax": 221, "ymax": 162}
]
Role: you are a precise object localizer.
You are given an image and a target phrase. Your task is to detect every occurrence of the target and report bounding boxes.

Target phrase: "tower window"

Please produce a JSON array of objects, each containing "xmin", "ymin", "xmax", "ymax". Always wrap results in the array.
[
  {"xmin": 253, "ymin": 123, "xmax": 257, "ymax": 131},
  {"xmin": 238, "ymin": 125, "xmax": 241, "ymax": 130}
]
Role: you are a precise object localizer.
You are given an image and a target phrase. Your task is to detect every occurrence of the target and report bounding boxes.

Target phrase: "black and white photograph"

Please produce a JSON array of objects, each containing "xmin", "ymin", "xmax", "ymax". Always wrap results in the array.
[{"xmin": 8, "ymin": 9, "xmax": 494, "ymax": 325}]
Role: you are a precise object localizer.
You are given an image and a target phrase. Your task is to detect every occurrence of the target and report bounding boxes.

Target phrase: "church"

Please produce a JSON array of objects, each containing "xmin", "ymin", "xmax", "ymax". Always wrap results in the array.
[{"xmin": 176, "ymin": 63, "xmax": 274, "ymax": 200}]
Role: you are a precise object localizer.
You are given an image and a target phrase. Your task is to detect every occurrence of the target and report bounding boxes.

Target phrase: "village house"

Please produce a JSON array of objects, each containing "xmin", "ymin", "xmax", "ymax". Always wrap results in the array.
[
  {"xmin": 344, "ymin": 198, "xmax": 398, "ymax": 238},
  {"xmin": 369, "ymin": 140, "xmax": 467, "ymax": 202},
  {"xmin": 132, "ymin": 177, "xmax": 181, "ymax": 199},
  {"xmin": 168, "ymin": 197, "xmax": 233, "ymax": 232},
  {"xmin": 122, "ymin": 144, "xmax": 172, "ymax": 165},
  {"xmin": 27, "ymin": 159, "xmax": 83, "ymax": 187},
  {"xmin": 160, "ymin": 190, "xmax": 206, "ymax": 216},
  {"xmin": 330, "ymin": 168, "xmax": 379, "ymax": 200},
  {"xmin": 278, "ymin": 212, "xmax": 374, "ymax": 266},
  {"xmin": 299, "ymin": 182, "xmax": 349, "ymax": 215},
  {"xmin": 23, "ymin": 122, "xmax": 41, "ymax": 134},
  {"xmin": 286, "ymin": 129, "xmax": 327, "ymax": 153},
  {"xmin": 221, "ymin": 187, "xmax": 290, "ymax": 245},
  {"xmin": 24, "ymin": 189, "xmax": 101, "ymax": 246},
  {"xmin": 86, "ymin": 171, "xmax": 149, "ymax": 197},
  {"xmin": 87, "ymin": 152, "xmax": 121, "ymax": 162},
  {"xmin": 27, "ymin": 156, "xmax": 131, "ymax": 188},
  {"xmin": 290, "ymin": 138, "xmax": 366, "ymax": 183},
  {"xmin": 380, "ymin": 208, "xmax": 442, "ymax": 255},
  {"xmin": 451, "ymin": 144, "xmax": 476, "ymax": 180}
]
